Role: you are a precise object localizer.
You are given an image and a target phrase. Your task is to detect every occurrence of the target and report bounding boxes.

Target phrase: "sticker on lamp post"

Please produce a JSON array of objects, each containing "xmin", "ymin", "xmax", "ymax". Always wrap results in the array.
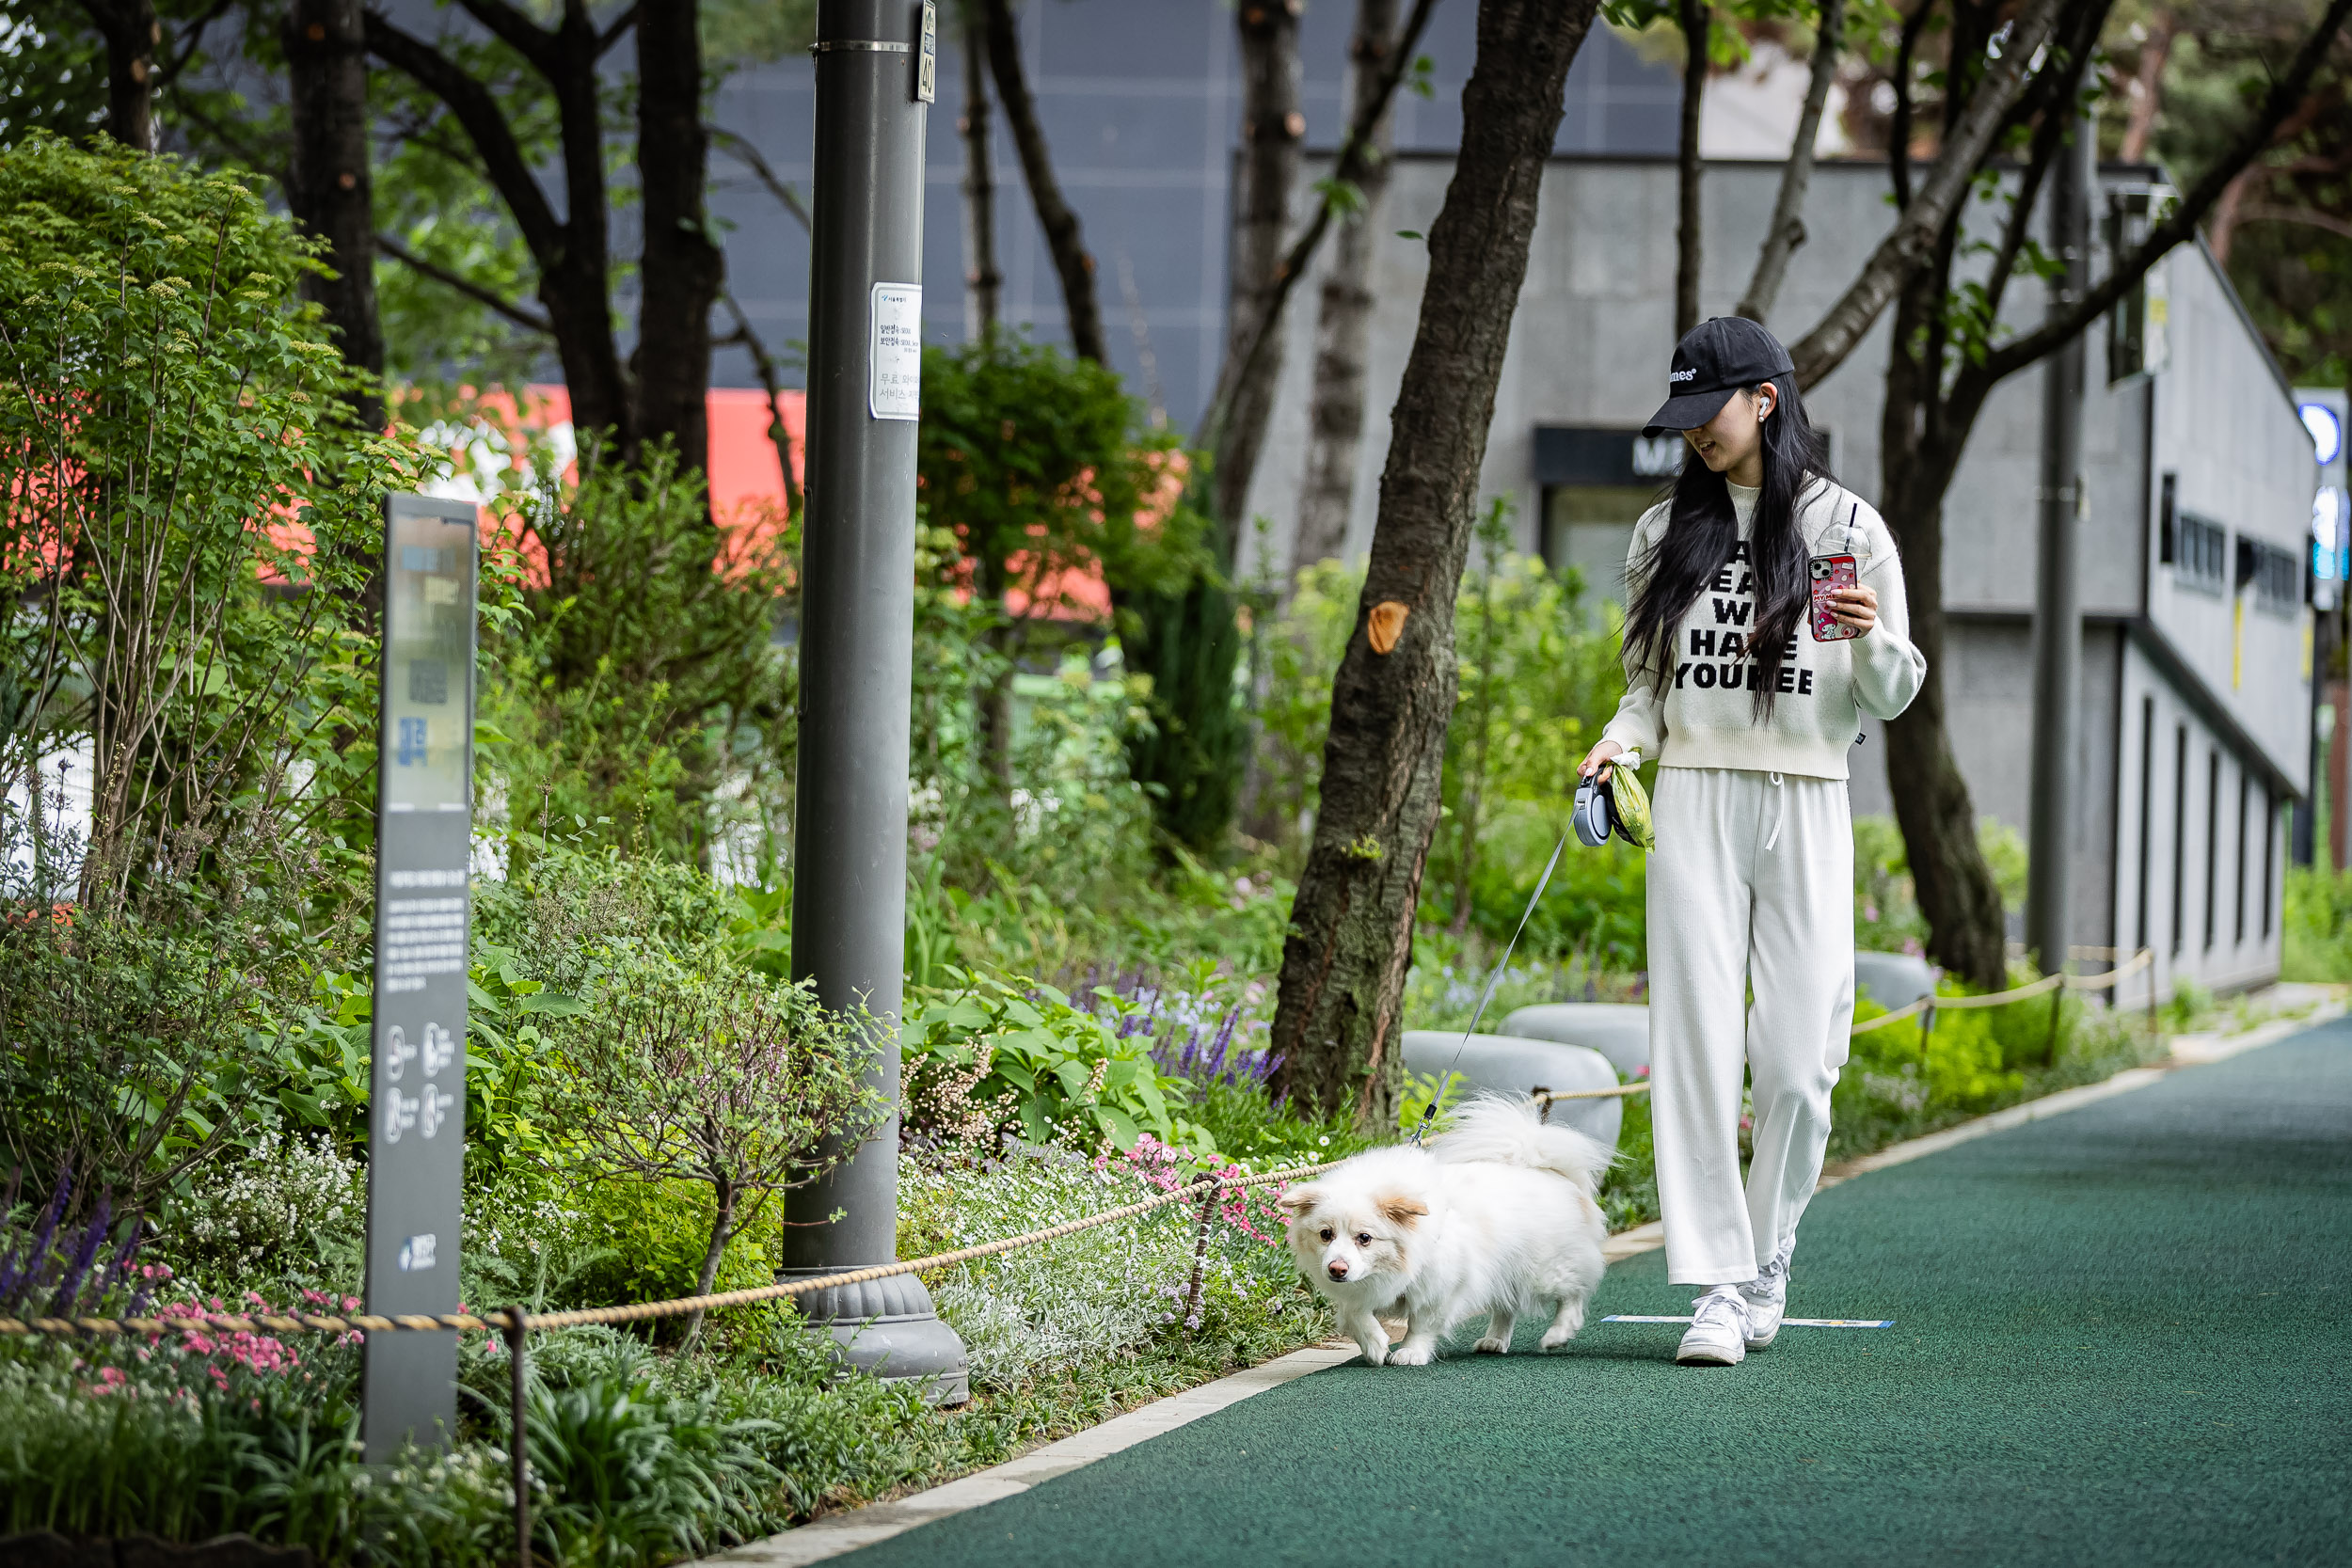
[
  {"xmin": 869, "ymin": 282, "xmax": 922, "ymax": 420},
  {"xmin": 361, "ymin": 494, "xmax": 477, "ymax": 1463}
]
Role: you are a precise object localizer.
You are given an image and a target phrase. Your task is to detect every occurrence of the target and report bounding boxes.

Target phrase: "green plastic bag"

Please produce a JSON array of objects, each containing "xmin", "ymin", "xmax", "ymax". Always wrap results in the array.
[{"xmin": 1605, "ymin": 763, "xmax": 1655, "ymax": 851}]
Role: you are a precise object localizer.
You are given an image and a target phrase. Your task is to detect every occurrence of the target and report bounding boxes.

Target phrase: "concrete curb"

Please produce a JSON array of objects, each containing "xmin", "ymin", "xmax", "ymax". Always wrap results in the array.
[{"xmin": 698, "ymin": 996, "xmax": 2344, "ymax": 1564}]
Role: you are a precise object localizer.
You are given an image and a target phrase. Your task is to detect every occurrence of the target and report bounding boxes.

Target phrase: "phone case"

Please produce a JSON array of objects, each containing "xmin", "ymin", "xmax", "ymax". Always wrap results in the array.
[{"xmin": 1808, "ymin": 553, "xmax": 1861, "ymax": 641}]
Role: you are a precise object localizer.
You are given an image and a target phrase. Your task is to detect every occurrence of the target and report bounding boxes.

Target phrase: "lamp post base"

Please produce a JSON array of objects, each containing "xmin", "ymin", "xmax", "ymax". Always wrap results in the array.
[{"xmin": 782, "ymin": 1269, "xmax": 969, "ymax": 1406}]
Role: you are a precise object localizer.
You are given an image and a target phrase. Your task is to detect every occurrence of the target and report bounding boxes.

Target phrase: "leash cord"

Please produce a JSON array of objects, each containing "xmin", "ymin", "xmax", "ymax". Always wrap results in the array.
[{"xmin": 1414, "ymin": 831, "xmax": 1568, "ymax": 1144}]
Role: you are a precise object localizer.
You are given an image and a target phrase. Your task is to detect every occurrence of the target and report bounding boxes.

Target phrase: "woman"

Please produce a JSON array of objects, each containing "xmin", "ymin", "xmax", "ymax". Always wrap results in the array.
[{"xmin": 1579, "ymin": 316, "xmax": 1925, "ymax": 1367}]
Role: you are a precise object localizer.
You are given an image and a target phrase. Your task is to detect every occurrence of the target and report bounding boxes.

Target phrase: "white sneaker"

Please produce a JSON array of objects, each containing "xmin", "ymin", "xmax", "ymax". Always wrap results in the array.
[
  {"xmin": 1676, "ymin": 1286, "xmax": 1747, "ymax": 1366},
  {"xmin": 1740, "ymin": 1243, "xmax": 1792, "ymax": 1350}
]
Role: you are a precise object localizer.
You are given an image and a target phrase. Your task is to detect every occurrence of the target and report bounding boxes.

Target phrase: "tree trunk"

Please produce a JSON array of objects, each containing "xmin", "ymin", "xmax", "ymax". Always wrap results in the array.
[
  {"xmin": 1212, "ymin": 0, "xmax": 1306, "ymax": 549},
  {"xmin": 1674, "ymin": 0, "xmax": 1708, "ymax": 338},
  {"xmin": 1734, "ymin": 0, "xmax": 1842, "ymax": 325},
  {"xmin": 285, "ymin": 0, "xmax": 387, "ymax": 639},
  {"xmin": 1290, "ymin": 0, "xmax": 1400, "ymax": 581},
  {"xmin": 2118, "ymin": 8, "xmax": 2174, "ymax": 164},
  {"xmin": 284, "ymin": 0, "xmax": 386, "ymax": 431},
  {"xmin": 682, "ymin": 1175, "xmax": 737, "ymax": 1348},
  {"xmin": 982, "ymin": 0, "xmax": 1106, "ymax": 363},
  {"xmin": 1877, "ymin": 451, "xmax": 2010, "ymax": 989},
  {"xmin": 961, "ymin": 7, "xmax": 1003, "ymax": 341},
  {"xmin": 633, "ymin": 0, "xmax": 722, "ymax": 484},
  {"xmin": 1269, "ymin": 0, "xmax": 1599, "ymax": 1127},
  {"xmin": 77, "ymin": 0, "xmax": 159, "ymax": 151}
]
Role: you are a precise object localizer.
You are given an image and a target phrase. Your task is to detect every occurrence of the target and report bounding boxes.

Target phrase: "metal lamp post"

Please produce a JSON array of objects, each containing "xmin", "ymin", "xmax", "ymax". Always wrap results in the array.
[
  {"xmin": 2026, "ymin": 108, "xmax": 2093, "ymax": 979},
  {"xmin": 781, "ymin": 0, "xmax": 967, "ymax": 1403}
]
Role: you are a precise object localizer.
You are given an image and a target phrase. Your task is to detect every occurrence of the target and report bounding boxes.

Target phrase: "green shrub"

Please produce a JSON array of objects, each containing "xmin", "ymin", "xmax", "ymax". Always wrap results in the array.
[
  {"xmin": 480, "ymin": 442, "xmax": 793, "ymax": 871},
  {"xmin": 901, "ymin": 969, "xmax": 1202, "ymax": 1153},
  {"xmin": 2283, "ymin": 863, "xmax": 2352, "ymax": 981}
]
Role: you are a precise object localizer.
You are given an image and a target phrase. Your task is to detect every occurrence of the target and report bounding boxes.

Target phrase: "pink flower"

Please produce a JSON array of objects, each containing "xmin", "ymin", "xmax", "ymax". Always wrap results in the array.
[{"xmin": 342, "ymin": 1296, "xmax": 360, "ymax": 1312}]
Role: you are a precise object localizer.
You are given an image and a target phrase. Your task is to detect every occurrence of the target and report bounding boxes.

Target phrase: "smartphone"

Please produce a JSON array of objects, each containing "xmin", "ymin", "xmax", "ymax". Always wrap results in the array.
[{"xmin": 1808, "ymin": 553, "xmax": 1861, "ymax": 641}]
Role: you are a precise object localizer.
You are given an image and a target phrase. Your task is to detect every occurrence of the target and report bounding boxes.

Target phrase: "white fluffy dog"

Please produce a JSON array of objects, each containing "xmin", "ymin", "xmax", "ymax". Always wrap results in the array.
[{"xmin": 1278, "ymin": 1094, "xmax": 1612, "ymax": 1366}]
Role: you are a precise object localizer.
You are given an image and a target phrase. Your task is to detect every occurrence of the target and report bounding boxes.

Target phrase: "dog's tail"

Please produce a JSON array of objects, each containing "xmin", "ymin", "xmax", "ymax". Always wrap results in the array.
[{"xmin": 1428, "ymin": 1092, "xmax": 1616, "ymax": 1195}]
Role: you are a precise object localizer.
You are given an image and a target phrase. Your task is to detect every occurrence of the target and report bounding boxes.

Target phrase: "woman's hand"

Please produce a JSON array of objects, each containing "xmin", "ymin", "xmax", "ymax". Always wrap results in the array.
[
  {"xmin": 1579, "ymin": 739, "xmax": 1623, "ymax": 780},
  {"xmin": 1829, "ymin": 584, "xmax": 1879, "ymax": 635}
]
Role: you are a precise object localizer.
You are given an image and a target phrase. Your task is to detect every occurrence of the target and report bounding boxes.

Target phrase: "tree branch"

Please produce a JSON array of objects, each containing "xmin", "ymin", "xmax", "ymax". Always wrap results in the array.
[
  {"xmin": 1972, "ymin": 0, "xmax": 2352, "ymax": 388},
  {"xmin": 597, "ymin": 4, "xmax": 640, "ymax": 55},
  {"xmin": 1786, "ymin": 0, "xmax": 2070, "ymax": 388},
  {"xmin": 710, "ymin": 125, "xmax": 811, "ymax": 232},
  {"xmin": 722, "ymin": 291, "xmax": 803, "ymax": 516},
  {"xmin": 364, "ymin": 10, "xmax": 564, "ymax": 261},
  {"xmin": 1735, "ymin": 0, "xmax": 1844, "ymax": 324},
  {"xmin": 2236, "ymin": 199, "xmax": 2352, "ymax": 241},
  {"xmin": 155, "ymin": 0, "xmax": 237, "ymax": 89},
  {"xmin": 451, "ymin": 0, "xmax": 560, "ymax": 71},
  {"xmin": 375, "ymin": 230, "xmax": 553, "ymax": 332}
]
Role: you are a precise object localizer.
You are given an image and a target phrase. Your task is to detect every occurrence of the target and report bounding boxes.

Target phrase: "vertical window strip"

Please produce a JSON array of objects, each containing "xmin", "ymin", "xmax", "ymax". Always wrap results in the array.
[
  {"xmin": 2136, "ymin": 695, "xmax": 2154, "ymax": 955},
  {"xmin": 2171, "ymin": 726, "xmax": 2188, "ymax": 958},
  {"xmin": 2203, "ymin": 750, "xmax": 2220, "ymax": 952}
]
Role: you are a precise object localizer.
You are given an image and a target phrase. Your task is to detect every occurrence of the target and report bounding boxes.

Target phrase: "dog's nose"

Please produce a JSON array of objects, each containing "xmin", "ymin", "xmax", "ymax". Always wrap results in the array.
[{"xmin": 1326, "ymin": 1260, "xmax": 1349, "ymax": 1281}]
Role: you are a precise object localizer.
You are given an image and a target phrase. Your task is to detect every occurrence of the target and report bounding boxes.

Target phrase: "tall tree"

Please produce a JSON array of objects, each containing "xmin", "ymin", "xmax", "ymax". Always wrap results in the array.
[
  {"xmin": 69, "ymin": 0, "xmax": 234, "ymax": 152},
  {"xmin": 1734, "ymin": 0, "xmax": 1845, "ymax": 324},
  {"xmin": 284, "ymin": 0, "xmax": 384, "ymax": 433},
  {"xmin": 633, "ymin": 0, "xmax": 726, "ymax": 483},
  {"xmin": 1675, "ymin": 0, "xmax": 1708, "ymax": 335},
  {"xmin": 1131, "ymin": 0, "xmax": 1438, "ymax": 855},
  {"xmin": 1212, "ymin": 0, "xmax": 1306, "ymax": 540},
  {"xmin": 364, "ymin": 2, "xmax": 641, "ymax": 456},
  {"xmin": 960, "ymin": 3, "xmax": 1003, "ymax": 341},
  {"xmin": 1851, "ymin": 0, "xmax": 2351, "ymax": 986},
  {"xmin": 981, "ymin": 0, "xmax": 1106, "ymax": 361},
  {"xmin": 1290, "ymin": 0, "xmax": 1402, "ymax": 580},
  {"xmin": 1269, "ymin": 0, "xmax": 1602, "ymax": 1126},
  {"xmin": 1203, "ymin": 0, "xmax": 1439, "ymax": 556}
]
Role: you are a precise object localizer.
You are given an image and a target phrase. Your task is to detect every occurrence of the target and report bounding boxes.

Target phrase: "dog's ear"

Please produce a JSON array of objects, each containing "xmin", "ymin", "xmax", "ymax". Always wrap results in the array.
[
  {"xmin": 1274, "ymin": 1184, "xmax": 1321, "ymax": 1218},
  {"xmin": 1375, "ymin": 1192, "xmax": 1431, "ymax": 1227}
]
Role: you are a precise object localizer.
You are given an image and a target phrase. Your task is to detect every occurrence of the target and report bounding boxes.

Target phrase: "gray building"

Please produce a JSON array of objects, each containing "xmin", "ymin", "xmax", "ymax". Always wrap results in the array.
[
  {"xmin": 710, "ymin": 1, "xmax": 1682, "ymax": 422},
  {"xmin": 1243, "ymin": 153, "xmax": 2315, "ymax": 1000}
]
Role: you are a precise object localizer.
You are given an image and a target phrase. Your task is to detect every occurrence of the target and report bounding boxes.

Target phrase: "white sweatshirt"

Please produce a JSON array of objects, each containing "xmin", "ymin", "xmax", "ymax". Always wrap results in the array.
[{"xmin": 1600, "ymin": 477, "xmax": 1926, "ymax": 781}]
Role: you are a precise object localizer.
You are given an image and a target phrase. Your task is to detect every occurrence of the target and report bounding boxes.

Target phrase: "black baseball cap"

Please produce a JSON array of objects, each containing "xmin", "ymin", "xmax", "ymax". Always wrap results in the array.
[{"xmin": 1643, "ymin": 316, "xmax": 1796, "ymax": 436}]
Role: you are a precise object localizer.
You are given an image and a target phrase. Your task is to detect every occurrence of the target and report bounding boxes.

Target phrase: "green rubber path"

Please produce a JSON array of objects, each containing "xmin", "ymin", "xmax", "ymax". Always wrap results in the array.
[{"xmin": 846, "ymin": 1020, "xmax": 2352, "ymax": 1566}]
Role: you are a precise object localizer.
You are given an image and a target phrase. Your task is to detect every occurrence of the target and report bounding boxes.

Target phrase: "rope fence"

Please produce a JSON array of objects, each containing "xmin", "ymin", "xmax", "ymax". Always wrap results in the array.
[
  {"xmin": 0, "ymin": 945, "xmax": 2171, "ymax": 1560},
  {"xmin": 0, "ymin": 1154, "xmax": 1344, "ymax": 1568}
]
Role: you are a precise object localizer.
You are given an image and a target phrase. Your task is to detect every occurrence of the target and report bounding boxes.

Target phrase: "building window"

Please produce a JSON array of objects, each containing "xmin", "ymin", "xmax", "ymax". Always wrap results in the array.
[
  {"xmin": 2235, "ymin": 536, "xmax": 2302, "ymax": 615},
  {"xmin": 2235, "ymin": 772, "xmax": 2249, "ymax": 945},
  {"xmin": 2176, "ymin": 512, "xmax": 2227, "ymax": 592},
  {"xmin": 2136, "ymin": 696, "xmax": 2154, "ymax": 954},
  {"xmin": 2158, "ymin": 473, "xmax": 2177, "ymax": 564},
  {"xmin": 2204, "ymin": 750, "xmax": 2220, "ymax": 952},
  {"xmin": 2263, "ymin": 786, "xmax": 2277, "ymax": 941},
  {"xmin": 2171, "ymin": 725, "xmax": 2188, "ymax": 957}
]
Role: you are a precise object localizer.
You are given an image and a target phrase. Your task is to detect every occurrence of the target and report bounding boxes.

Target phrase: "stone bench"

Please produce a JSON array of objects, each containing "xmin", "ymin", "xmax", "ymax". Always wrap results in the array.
[
  {"xmin": 1399, "ymin": 1030, "xmax": 1625, "ymax": 1148},
  {"xmin": 1495, "ymin": 1002, "xmax": 1651, "ymax": 1078}
]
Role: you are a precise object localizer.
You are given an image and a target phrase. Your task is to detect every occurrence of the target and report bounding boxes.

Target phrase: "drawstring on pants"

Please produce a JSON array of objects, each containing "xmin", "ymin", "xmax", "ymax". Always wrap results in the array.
[{"xmin": 1763, "ymin": 771, "xmax": 1787, "ymax": 852}]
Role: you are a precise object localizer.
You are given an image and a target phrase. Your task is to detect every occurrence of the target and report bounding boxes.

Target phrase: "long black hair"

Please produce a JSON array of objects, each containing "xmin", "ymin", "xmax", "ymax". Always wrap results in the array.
[{"xmin": 1621, "ymin": 372, "xmax": 1833, "ymax": 716}]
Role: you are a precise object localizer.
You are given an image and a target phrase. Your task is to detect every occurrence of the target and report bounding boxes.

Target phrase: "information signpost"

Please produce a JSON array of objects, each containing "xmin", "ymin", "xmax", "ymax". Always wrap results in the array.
[{"xmin": 361, "ymin": 494, "xmax": 479, "ymax": 1462}]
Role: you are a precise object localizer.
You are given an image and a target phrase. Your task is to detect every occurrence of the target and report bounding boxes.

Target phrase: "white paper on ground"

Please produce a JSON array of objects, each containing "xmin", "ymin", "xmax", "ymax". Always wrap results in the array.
[{"xmin": 1600, "ymin": 1315, "xmax": 1895, "ymax": 1327}]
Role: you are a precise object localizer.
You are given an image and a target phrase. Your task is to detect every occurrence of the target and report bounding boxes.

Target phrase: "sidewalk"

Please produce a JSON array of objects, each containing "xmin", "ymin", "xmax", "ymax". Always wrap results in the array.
[{"xmin": 746, "ymin": 1012, "xmax": 2352, "ymax": 1567}]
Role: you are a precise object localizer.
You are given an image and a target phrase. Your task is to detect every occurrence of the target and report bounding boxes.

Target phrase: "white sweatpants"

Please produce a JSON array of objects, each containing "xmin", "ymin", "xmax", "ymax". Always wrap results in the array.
[{"xmin": 1646, "ymin": 767, "xmax": 1854, "ymax": 1285}]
